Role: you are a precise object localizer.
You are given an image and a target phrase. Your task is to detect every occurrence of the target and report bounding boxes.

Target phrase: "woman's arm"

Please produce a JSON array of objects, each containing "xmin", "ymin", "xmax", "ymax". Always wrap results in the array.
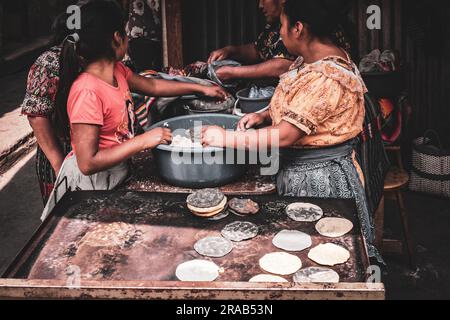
[
  {"xmin": 127, "ymin": 74, "xmax": 228, "ymax": 100},
  {"xmin": 215, "ymin": 58, "xmax": 293, "ymax": 81},
  {"xmin": 202, "ymin": 121, "xmax": 304, "ymax": 150},
  {"xmin": 237, "ymin": 110, "xmax": 272, "ymax": 131},
  {"xmin": 73, "ymin": 124, "xmax": 172, "ymax": 176},
  {"xmin": 28, "ymin": 117, "xmax": 65, "ymax": 175},
  {"xmin": 208, "ymin": 44, "xmax": 261, "ymax": 65}
]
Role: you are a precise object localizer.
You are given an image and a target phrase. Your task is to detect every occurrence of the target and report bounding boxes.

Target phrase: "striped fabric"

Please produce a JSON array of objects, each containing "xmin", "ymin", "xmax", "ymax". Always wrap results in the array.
[{"xmin": 355, "ymin": 94, "xmax": 391, "ymax": 214}]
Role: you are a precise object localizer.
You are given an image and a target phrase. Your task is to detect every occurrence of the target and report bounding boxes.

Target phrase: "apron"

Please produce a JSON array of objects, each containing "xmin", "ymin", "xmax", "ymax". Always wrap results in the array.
[
  {"xmin": 41, "ymin": 154, "xmax": 129, "ymax": 221},
  {"xmin": 276, "ymin": 140, "xmax": 384, "ymax": 264}
]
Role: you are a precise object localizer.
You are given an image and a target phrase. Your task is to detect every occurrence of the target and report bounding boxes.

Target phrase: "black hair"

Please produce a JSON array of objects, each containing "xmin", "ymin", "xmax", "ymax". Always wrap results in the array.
[
  {"xmin": 283, "ymin": 0, "xmax": 355, "ymax": 55},
  {"xmin": 54, "ymin": 0, "xmax": 126, "ymax": 139}
]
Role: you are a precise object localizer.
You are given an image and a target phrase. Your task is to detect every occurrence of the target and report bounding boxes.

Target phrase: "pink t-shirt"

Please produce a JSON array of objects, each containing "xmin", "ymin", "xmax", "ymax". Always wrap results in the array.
[{"xmin": 67, "ymin": 62, "xmax": 135, "ymax": 152}]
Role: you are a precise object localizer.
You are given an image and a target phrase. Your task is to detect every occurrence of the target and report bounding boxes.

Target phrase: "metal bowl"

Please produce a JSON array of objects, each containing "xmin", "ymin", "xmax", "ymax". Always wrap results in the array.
[
  {"xmin": 148, "ymin": 114, "xmax": 248, "ymax": 188},
  {"xmin": 236, "ymin": 88, "xmax": 272, "ymax": 114}
]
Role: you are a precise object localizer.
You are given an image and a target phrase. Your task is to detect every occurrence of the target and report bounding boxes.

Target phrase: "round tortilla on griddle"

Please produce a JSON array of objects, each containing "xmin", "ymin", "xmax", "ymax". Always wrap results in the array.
[
  {"xmin": 315, "ymin": 218, "xmax": 354, "ymax": 238},
  {"xmin": 259, "ymin": 252, "xmax": 302, "ymax": 276},
  {"xmin": 286, "ymin": 203, "xmax": 324, "ymax": 222},
  {"xmin": 228, "ymin": 198, "xmax": 260, "ymax": 216},
  {"xmin": 175, "ymin": 260, "xmax": 220, "ymax": 282},
  {"xmin": 249, "ymin": 274, "xmax": 288, "ymax": 283},
  {"xmin": 194, "ymin": 236, "xmax": 233, "ymax": 258},
  {"xmin": 221, "ymin": 221, "xmax": 259, "ymax": 242},
  {"xmin": 272, "ymin": 230, "xmax": 312, "ymax": 252},
  {"xmin": 293, "ymin": 267, "xmax": 340, "ymax": 284},
  {"xmin": 308, "ymin": 243, "xmax": 350, "ymax": 266},
  {"xmin": 187, "ymin": 188, "xmax": 225, "ymax": 209}
]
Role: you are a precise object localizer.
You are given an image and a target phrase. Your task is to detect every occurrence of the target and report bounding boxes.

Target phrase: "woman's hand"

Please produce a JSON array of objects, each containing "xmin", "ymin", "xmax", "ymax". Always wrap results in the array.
[
  {"xmin": 215, "ymin": 66, "xmax": 235, "ymax": 82},
  {"xmin": 142, "ymin": 128, "xmax": 173, "ymax": 149},
  {"xmin": 200, "ymin": 85, "xmax": 229, "ymax": 100},
  {"xmin": 237, "ymin": 113, "xmax": 267, "ymax": 131},
  {"xmin": 208, "ymin": 47, "xmax": 233, "ymax": 63},
  {"xmin": 201, "ymin": 126, "xmax": 227, "ymax": 148}
]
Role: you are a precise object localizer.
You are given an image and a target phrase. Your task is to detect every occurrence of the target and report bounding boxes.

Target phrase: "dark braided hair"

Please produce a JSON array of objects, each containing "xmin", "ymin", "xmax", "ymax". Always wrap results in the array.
[{"xmin": 54, "ymin": 0, "xmax": 127, "ymax": 139}]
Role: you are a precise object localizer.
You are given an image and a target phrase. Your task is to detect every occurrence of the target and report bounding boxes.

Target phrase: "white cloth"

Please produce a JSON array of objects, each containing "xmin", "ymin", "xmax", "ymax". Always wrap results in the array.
[{"xmin": 41, "ymin": 154, "xmax": 129, "ymax": 221}]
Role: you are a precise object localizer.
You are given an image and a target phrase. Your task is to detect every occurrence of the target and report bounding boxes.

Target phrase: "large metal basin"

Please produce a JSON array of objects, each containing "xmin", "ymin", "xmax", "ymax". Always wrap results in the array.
[{"xmin": 148, "ymin": 114, "xmax": 248, "ymax": 188}]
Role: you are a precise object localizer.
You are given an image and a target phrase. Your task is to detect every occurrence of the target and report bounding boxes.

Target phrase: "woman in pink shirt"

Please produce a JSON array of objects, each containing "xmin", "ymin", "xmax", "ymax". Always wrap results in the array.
[{"xmin": 41, "ymin": 1, "xmax": 227, "ymax": 220}]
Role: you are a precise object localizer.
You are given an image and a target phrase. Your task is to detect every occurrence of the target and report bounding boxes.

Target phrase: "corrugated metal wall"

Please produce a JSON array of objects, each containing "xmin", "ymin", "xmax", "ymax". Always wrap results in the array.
[
  {"xmin": 181, "ymin": 0, "xmax": 450, "ymax": 138},
  {"xmin": 181, "ymin": 0, "xmax": 265, "ymax": 62}
]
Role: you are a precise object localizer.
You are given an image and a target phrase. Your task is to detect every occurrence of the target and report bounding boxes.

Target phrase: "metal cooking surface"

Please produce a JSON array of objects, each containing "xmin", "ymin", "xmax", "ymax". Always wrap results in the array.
[{"xmin": 10, "ymin": 192, "xmax": 368, "ymax": 283}]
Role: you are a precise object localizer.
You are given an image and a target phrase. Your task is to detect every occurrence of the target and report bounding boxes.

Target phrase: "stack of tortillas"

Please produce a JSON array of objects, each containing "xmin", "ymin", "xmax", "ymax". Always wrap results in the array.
[{"xmin": 187, "ymin": 188, "xmax": 227, "ymax": 218}]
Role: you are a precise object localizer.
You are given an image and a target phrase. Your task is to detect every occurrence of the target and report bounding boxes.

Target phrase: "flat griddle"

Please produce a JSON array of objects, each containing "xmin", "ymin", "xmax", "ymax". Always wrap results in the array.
[{"xmin": 3, "ymin": 191, "xmax": 369, "ymax": 284}]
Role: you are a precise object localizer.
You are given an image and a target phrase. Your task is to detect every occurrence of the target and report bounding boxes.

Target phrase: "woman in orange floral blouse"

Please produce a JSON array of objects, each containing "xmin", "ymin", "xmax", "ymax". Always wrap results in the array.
[{"xmin": 202, "ymin": 0, "xmax": 382, "ymax": 261}]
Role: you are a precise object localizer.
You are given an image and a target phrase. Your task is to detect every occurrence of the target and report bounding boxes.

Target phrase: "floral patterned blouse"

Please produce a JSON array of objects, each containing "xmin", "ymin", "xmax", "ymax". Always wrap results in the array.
[
  {"xmin": 269, "ymin": 53, "xmax": 368, "ymax": 148},
  {"xmin": 126, "ymin": 0, "xmax": 161, "ymax": 42},
  {"xmin": 21, "ymin": 47, "xmax": 61, "ymax": 117},
  {"xmin": 254, "ymin": 23, "xmax": 296, "ymax": 62}
]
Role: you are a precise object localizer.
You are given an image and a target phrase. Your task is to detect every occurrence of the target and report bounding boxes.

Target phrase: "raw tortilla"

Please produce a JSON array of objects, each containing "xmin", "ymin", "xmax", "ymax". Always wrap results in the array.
[
  {"xmin": 315, "ymin": 218, "xmax": 354, "ymax": 238},
  {"xmin": 228, "ymin": 198, "xmax": 260, "ymax": 216},
  {"xmin": 307, "ymin": 243, "xmax": 350, "ymax": 266},
  {"xmin": 249, "ymin": 274, "xmax": 289, "ymax": 283},
  {"xmin": 293, "ymin": 267, "xmax": 340, "ymax": 283},
  {"xmin": 175, "ymin": 260, "xmax": 221, "ymax": 282},
  {"xmin": 272, "ymin": 230, "xmax": 312, "ymax": 252},
  {"xmin": 286, "ymin": 203, "xmax": 324, "ymax": 222},
  {"xmin": 221, "ymin": 221, "xmax": 259, "ymax": 242},
  {"xmin": 259, "ymin": 252, "xmax": 302, "ymax": 275},
  {"xmin": 194, "ymin": 236, "xmax": 233, "ymax": 258}
]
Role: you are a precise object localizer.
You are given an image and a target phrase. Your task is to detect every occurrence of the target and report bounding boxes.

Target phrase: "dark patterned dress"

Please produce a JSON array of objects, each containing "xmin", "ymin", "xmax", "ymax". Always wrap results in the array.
[
  {"xmin": 255, "ymin": 23, "xmax": 353, "ymax": 61},
  {"xmin": 254, "ymin": 23, "xmax": 296, "ymax": 62},
  {"xmin": 21, "ymin": 47, "xmax": 72, "ymax": 204}
]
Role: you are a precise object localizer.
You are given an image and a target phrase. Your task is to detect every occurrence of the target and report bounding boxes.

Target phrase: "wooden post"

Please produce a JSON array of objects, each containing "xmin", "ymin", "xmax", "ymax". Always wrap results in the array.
[
  {"xmin": 162, "ymin": 0, "xmax": 184, "ymax": 68},
  {"xmin": 0, "ymin": 1, "xmax": 3, "ymax": 62}
]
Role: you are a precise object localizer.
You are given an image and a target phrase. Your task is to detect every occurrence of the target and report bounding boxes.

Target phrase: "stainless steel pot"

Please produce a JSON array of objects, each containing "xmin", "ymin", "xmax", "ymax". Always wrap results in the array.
[{"xmin": 148, "ymin": 114, "xmax": 248, "ymax": 188}]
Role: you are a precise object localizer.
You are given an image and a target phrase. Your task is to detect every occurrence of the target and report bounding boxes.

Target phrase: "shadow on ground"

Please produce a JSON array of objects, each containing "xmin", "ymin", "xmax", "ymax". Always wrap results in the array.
[
  {"xmin": 0, "ymin": 71, "xmax": 28, "ymax": 117},
  {"xmin": 0, "ymin": 154, "xmax": 42, "ymax": 275},
  {"xmin": 384, "ymin": 192, "xmax": 450, "ymax": 300}
]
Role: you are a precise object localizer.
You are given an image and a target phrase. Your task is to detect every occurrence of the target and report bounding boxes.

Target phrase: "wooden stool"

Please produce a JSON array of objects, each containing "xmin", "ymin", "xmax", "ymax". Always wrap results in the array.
[{"xmin": 374, "ymin": 166, "xmax": 416, "ymax": 268}]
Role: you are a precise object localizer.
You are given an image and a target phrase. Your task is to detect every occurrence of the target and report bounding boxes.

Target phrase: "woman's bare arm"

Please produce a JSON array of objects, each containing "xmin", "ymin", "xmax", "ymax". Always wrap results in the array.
[
  {"xmin": 202, "ymin": 121, "xmax": 304, "ymax": 150},
  {"xmin": 28, "ymin": 117, "xmax": 65, "ymax": 175},
  {"xmin": 215, "ymin": 58, "xmax": 293, "ymax": 81},
  {"xmin": 208, "ymin": 44, "xmax": 261, "ymax": 65},
  {"xmin": 127, "ymin": 74, "xmax": 228, "ymax": 99},
  {"xmin": 72, "ymin": 124, "xmax": 172, "ymax": 176}
]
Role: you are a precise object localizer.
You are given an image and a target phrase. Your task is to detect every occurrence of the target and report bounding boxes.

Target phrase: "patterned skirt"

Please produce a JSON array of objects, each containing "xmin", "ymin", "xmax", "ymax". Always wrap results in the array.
[{"xmin": 276, "ymin": 141, "xmax": 383, "ymax": 263}]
